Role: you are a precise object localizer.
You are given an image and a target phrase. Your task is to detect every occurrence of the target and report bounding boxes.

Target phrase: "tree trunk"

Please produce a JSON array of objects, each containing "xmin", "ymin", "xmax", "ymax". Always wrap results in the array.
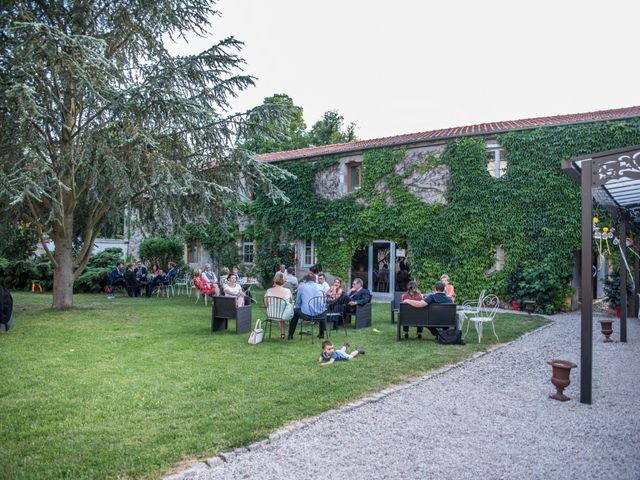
[{"xmin": 51, "ymin": 221, "xmax": 75, "ymax": 310}]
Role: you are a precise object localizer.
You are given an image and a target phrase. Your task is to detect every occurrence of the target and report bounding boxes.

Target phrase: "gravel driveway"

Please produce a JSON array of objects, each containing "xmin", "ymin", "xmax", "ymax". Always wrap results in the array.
[{"xmin": 166, "ymin": 312, "xmax": 640, "ymax": 480}]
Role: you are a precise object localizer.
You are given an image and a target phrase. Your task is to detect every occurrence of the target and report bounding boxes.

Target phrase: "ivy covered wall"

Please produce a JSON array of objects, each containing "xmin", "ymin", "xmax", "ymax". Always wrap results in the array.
[{"xmin": 248, "ymin": 119, "xmax": 640, "ymax": 312}]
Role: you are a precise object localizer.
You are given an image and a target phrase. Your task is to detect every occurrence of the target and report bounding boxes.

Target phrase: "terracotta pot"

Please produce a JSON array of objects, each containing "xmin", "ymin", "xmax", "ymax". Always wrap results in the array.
[
  {"xmin": 599, "ymin": 319, "xmax": 614, "ymax": 342},
  {"xmin": 524, "ymin": 300, "xmax": 535, "ymax": 314},
  {"xmin": 547, "ymin": 359, "xmax": 577, "ymax": 401}
]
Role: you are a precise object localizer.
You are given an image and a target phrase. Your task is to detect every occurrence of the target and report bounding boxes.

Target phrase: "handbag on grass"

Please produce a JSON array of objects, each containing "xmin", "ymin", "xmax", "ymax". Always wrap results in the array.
[{"xmin": 248, "ymin": 319, "xmax": 264, "ymax": 345}]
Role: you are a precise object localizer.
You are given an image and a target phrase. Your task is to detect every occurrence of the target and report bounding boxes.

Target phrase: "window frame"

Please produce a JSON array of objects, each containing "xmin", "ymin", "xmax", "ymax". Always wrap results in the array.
[
  {"xmin": 241, "ymin": 238, "xmax": 254, "ymax": 264},
  {"xmin": 302, "ymin": 239, "xmax": 317, "ymax": 267},
  {"xmin": 346, "ymin": 161, "xmax": 362, "ymax": 192},
  {"xmin": 486, "ymin": 147, "xmax": 507, "ymax": 178},
  {"xmin": 186, "ymin": 238, "xmax": 202, "ymax": 264}
]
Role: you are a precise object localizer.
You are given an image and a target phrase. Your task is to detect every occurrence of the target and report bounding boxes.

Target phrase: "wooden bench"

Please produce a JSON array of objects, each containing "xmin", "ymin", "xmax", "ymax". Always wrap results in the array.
[{"xmin": 397, "ymin": 303, "xmax": 458, "ymax": 340}]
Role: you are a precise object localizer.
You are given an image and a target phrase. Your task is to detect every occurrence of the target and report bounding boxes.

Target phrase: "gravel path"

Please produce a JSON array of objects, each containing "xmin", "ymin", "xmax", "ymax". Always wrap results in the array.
[{"xmin": 166, "ymin": 312, "xmax": 640, "ymax": 480}]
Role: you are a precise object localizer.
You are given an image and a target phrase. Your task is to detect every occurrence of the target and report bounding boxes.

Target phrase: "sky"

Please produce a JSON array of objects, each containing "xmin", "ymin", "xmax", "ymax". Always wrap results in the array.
[{"xmin": 167, "ymin": 0, "xmax": 640, "ymax": 141}]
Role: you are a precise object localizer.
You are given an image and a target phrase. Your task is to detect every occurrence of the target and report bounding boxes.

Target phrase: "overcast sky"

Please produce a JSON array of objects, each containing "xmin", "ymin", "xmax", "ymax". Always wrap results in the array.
[{"xmin": 168, "ymin": 0, "xmax": 640, "ymax": 141}]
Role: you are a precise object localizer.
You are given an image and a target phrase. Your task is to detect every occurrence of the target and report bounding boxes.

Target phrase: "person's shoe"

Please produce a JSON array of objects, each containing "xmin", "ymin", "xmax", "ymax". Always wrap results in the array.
[
  {"xmin": 343, "ymin": 341, "xmax": 350, "ymax": 349},
  {"xmin": 356, "ymin": 348, "xmax": 365, "ymax": 355}
]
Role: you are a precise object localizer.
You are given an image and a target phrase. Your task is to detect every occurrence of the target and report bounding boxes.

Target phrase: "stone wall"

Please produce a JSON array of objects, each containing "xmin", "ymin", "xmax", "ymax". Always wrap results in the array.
[{"xmin": 396, "ymin": 145, "xmax": 450, "ymax": 205}]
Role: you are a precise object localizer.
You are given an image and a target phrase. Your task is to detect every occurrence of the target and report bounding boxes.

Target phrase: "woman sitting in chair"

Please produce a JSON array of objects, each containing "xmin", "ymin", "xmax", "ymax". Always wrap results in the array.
[
  {"xmin": 402, "ymin": 281, "xmax": 424, "ymax": 339},
  {"xmin": 223, "ymin": 274, "xmax": 246, "ymax": 308},
  {"xmin": 200, "ymin": 264, "xmax": 220, "ymax": 296},
  {"xmin": 326, "ymin": 277, "xmax": 344, "ymax": 302},
  {"xmin": 263, "ymin": 272, "xmax": 294, "ymax": 340},
  {"xmin": 193, "ymin": 269, "xmax": 216, "ymax": 296}
]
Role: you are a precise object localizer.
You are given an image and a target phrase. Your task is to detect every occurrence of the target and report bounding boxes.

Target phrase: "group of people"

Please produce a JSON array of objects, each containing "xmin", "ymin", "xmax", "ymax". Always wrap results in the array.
[
  {"xmin": 401, "ymin": 274, "xmax": 455, "ymax": 339},
  {"xmin": 264, "ymin": 264, "xmax": 371, "ymax": 341},
  {"xmin": 109, "ymin": 261, "xmax": 178, "ymax": 298},
  {"xmin": 192, "ymin": 264, "xmax": 249, "ymax": 307}
]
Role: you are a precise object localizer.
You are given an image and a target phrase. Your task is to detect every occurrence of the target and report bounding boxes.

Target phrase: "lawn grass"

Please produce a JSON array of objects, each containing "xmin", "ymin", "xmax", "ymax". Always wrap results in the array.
[{"xmin": 0, "ymin": 291, "xmax": 548, "ymax": 479}]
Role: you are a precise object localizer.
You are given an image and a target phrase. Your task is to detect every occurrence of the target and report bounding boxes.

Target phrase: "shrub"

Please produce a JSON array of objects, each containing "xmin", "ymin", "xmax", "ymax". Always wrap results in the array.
[
  {"xmin": 74, "ymin": 248, "xmax": 124, "ymax": 293},
  {"xmin": 604, "ymin": 268, "xmax": 633, "ymax": 310},
  {"xmin": 139, "ymin": 237, "xmax": 184, "ymax": 269},
  {"xmin": 506, "ymin": 262, "xmax": 572, "ymax": 314},
  {"xmin": 0, "ymin": 256, "xmax": 54, "ymax": 290}
]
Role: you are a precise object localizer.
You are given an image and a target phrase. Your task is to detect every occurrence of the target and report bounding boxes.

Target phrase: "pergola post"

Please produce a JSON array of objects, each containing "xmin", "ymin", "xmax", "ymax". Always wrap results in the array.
[
  {"xmin": 620, "ymin": 219, "xmax": 627, "ymax": 342},
  {"xmin": 634, "ymin": 255, "xmax": 640, "ymax": 319},
  {"xmin": 580, "ymin": 159, "xmax": 593, "ymax": 405}
]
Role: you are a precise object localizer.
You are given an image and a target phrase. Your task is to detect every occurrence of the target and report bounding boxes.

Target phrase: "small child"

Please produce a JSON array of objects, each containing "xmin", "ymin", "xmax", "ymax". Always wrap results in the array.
[{"xmin": 319, "ymin": 340, "xmax": 365, "ymax": 366}]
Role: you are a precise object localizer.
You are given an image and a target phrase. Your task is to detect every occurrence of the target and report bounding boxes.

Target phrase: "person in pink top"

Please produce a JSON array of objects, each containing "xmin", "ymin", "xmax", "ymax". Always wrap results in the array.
[{"xmin": 440, "ymin": 274, "xmax": 455, "ymax": 303}]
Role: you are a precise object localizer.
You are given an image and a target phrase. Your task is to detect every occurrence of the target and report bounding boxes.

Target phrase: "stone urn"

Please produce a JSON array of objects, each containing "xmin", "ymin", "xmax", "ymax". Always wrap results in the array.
[
  {"xmin": 524, "ymin": 300, "xmax": 535, "ymax": 314},
  {"xmin": 599, "ymin": 319, "xmax": 614, "ymax": 342},
  {"xmin": 547, "ymin": 359, "xmax": 577, "ymax": 401}
]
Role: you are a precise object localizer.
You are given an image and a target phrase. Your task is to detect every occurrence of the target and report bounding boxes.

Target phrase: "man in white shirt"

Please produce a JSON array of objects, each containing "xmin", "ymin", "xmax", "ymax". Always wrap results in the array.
[{"xmin": 318, "ymin": 273, "xmax": 330, "ymax": 295}]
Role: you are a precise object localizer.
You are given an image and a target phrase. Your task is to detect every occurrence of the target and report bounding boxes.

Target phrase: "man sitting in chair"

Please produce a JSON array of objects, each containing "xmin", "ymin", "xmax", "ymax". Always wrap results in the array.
[
  {"xmin": 403, "ymin": 280, "xmax": 452, "ymax": 338},
  {"xmin": 109, "ymin": 262, "xmax": 127, "ymax": 288},
  {"xmin": 287, "ymin": 273, "xmax": 326, "ymax": 339},
  {"xmin": 344, "ymin": 277, "xmax": 371, "ymax": 315}
]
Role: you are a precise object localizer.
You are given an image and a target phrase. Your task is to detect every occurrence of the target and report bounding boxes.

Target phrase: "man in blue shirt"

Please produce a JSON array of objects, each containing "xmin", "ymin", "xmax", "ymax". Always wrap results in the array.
[{"xmin": 287, "ymin": 273, "xmax": 326, "ymax": 339}]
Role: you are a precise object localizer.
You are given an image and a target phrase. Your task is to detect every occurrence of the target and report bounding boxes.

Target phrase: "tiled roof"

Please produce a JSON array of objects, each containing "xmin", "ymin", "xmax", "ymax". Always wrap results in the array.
[{"xmin": 256, "ymin": 105, "xmax": 640, "ymax": 163}]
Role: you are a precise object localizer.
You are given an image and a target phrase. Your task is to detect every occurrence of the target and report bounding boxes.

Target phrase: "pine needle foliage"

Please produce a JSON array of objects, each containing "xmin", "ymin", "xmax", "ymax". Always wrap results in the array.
[{"xmin": 0, "ymin": 1, "xmax": 292, "ymax": 308}]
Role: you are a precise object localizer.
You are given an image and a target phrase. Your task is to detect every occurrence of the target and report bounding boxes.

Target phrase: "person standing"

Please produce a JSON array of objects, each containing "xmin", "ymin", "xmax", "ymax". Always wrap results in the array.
[{"xmin": 124, "ymin": 263, "xmax": 139, "ymax": 297}]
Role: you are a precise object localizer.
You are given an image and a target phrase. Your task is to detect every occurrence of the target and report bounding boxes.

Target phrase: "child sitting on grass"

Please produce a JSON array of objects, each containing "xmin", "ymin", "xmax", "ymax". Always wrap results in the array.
[{"xmin": 319, "ymin": 340, "xmax": 365, "ymax": 366}]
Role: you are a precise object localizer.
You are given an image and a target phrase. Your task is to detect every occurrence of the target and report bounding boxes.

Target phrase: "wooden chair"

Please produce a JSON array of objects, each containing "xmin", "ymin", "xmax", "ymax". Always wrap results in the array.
[{"xmin": 211, "ymin": 296, "xmax": 252, "ymax": 334}]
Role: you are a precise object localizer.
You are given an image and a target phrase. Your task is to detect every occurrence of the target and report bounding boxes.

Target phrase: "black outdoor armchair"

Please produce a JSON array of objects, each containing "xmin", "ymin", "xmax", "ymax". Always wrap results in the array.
[
  {"xmin": 344, "ymin": 301, "xmax": 372, "ymax": 329},
  {"xmin": 211, "ymin": 296, "xmax": 252, "ymax": 334},
  {"xmin": 390, "ymin": 291, "xmax": 403, "ymax": 324}
]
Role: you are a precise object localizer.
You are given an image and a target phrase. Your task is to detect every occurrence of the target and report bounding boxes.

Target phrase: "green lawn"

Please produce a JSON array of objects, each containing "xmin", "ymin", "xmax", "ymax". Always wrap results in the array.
[{"xmin": 0, "ymin": 291, "xmax": 547, "ymax": 479}]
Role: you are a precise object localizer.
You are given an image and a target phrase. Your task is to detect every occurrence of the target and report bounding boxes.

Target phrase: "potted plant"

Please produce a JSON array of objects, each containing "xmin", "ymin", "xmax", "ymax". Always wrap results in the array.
[{"xmin": 604, "ymin": 268, "xmax": 633, "ymax": 317}]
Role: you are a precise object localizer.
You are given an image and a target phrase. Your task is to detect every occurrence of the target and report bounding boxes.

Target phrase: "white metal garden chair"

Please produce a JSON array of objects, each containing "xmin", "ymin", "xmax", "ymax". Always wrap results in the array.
[
  {"xmin": 463, "ymin": 293, "xmax": 500, "ymax": 343},
  {"xmin": 173, "ymin": 274, "xmax": 190, "ymax": 296},
  {"xmin": 459, "ymin": 289, "xmax": 486, "ymax": 331}
]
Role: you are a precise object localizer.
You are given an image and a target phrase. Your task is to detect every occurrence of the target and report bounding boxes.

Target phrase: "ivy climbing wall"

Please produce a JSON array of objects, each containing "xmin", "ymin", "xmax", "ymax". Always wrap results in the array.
[{"xmin": 248, "ymin": 119, "xmax": 640, "ymax": 313}]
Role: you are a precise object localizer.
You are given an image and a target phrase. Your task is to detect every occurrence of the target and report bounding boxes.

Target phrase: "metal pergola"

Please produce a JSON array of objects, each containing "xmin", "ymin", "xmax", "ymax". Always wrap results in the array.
[{"xmin": 563, "ymin": 145, "xmax": 640, "ymax": 404}]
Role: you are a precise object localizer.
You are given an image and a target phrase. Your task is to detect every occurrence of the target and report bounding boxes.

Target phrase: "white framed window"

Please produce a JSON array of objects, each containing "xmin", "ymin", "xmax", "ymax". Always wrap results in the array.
[
  {"xmin": 303, "ymin": 239, "xmax": 317, "ymax": 266},
  {"xmin": 486, "ymin": 147, "xmax": 507, "ymax": 178},
  {"xmin": 242, "ymin": 238, "xmax": 254, "ymax": 264}
]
